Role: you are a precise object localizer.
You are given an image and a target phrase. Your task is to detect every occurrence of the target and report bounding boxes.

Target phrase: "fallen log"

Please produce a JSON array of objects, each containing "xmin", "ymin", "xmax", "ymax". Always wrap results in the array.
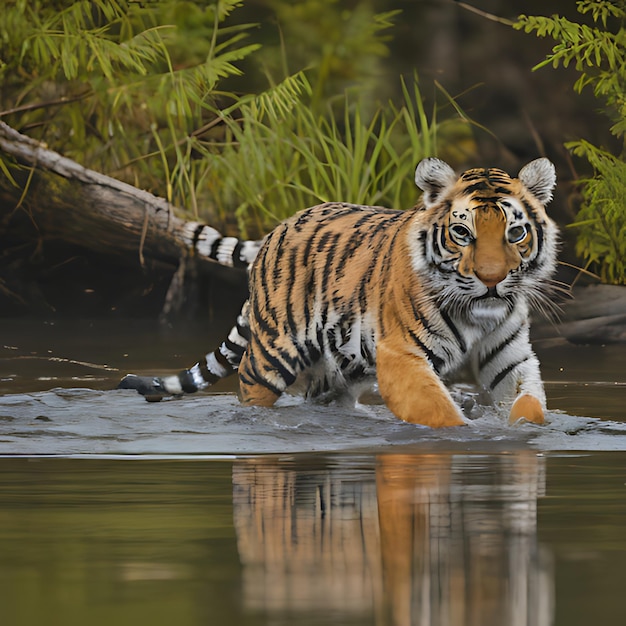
[{"xmin": 0, "ymin": 121, "xmax": 257, "ymax": 317}]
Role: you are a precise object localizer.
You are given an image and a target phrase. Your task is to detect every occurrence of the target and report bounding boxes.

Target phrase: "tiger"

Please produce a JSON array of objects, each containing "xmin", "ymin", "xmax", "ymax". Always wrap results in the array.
[{"xmin": 119, "ymin": 157, "xmax": 559, "ymax": 428}]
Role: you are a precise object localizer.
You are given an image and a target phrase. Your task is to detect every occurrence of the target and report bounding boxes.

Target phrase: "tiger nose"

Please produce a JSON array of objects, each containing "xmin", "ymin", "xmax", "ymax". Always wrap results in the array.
[{"xmin": 475, "ymin": 269, "xmax": 507, "ymax": 288}]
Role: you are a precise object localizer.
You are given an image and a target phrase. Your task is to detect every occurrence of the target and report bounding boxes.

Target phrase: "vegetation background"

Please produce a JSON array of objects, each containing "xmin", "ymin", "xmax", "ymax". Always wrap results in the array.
[{"xmin": 0, "ymin": 0, "xmax": 623, "ymax": 319}]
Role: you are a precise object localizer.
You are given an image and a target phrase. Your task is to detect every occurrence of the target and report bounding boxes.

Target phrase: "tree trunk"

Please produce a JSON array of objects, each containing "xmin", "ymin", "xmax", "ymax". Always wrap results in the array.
[{"xmin": 0, "ymin": 121, "xmax": 250, "ymax": 318}]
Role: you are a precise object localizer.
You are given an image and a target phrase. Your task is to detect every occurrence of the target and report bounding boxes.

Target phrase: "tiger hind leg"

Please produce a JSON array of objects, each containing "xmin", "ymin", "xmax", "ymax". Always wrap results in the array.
[{"xmin": 237, "ymin": 351, "xmax": 282, "ymax": 407}]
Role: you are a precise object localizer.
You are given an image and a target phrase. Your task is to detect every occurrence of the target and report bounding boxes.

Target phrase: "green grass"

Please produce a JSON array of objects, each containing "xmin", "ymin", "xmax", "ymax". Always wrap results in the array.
[{"xmin": 187, "ymin": 74, "xmax": 473, "ymax": 237}]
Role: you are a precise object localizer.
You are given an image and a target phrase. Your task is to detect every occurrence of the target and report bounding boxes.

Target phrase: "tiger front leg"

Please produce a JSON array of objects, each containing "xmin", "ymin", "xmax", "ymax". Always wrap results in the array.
[
  {"xmin": 509, "ymin": 393, "xmax": 544, "ymax": 425},
  {"xmin": 376, "ymin": 339, "xmax": 466, "ymax": 428},
  {"xmin": 506, "ymin": 358, "xmax": 546, "ymax": 425},
  {"xmin": 477, "ymin": 350, "xmax": 546, "ymax": 425}
]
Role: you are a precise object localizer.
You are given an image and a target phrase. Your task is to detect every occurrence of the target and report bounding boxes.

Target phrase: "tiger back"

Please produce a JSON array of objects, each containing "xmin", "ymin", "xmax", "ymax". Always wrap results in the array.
[{"xmin": 120, "ymin": 157, "xmax": 559, "ymax": 428}]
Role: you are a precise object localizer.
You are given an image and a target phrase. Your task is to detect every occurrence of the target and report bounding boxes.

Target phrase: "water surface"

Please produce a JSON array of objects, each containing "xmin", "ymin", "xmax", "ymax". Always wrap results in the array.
[
  {"xmin": 1, "ymin": 453, "xmax": 625, "ymax": 626},
  {"xmin": 1, "ymin": 319, "xmax": 625, "ymax": 626}
]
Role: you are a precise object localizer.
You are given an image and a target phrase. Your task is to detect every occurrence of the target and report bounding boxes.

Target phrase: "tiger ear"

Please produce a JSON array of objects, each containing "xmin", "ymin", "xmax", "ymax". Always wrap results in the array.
[
  {"xmin": 414, "ymin": 158, "xmax": 457, "ymax": 207},
  {"xmin": 518, "ymin": 158, "xmax": 556, "ymax": 204}
]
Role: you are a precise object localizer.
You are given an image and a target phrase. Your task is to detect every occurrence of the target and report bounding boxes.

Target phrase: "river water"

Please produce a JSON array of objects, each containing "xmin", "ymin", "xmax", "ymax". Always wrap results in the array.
[{"xmin": 1, "ymin": 318, "xmax": 625, "ymax": 625}]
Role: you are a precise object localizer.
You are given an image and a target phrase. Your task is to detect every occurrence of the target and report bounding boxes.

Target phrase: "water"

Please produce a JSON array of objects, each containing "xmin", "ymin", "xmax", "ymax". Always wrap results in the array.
[
  {"xmin": 1, "ymin": 453, "xmax": 625, "ymax": 626},
  {"xmin": 1, "ymin": 319, "xmax": 626, "ymax": 625}
]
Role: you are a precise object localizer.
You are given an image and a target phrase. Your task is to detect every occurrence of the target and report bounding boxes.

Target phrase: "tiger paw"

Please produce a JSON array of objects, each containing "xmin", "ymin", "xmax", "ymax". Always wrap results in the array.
[
  {"xmin": 117, "ymin": 374, "xmax": 167, "ymax": 402},
  {"xmin": 509, "ymin": 394, "xmax": 544, "ymax": 425}
]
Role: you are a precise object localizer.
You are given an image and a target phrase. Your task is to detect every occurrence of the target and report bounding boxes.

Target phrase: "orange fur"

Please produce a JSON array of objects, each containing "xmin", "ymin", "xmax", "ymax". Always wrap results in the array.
[
  {"xmin": 472, "ymin": 209, "xmax": 520, "ymax": 287},
  {"xmin": 509, "ymin": 394, "xmax": 545, "ymax": 425},
  {"xmin": 238, "ymin": 353, "xmax": 280, "ymax": 406},
  {"xmin": 376, "ymin": 340, "xmax": 465, "ymax": 427},
  {"xmin": 375, "ymin": 232, "xmax": 465, "ymax": 427},
  {"xmin": 239, "ymin": 385, "xmax": 280, "ymax": 406}
]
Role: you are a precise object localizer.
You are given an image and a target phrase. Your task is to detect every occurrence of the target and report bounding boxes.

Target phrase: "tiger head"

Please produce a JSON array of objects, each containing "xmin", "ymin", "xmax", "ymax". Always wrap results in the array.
[{"xmin": 411, "ymin": 157, "xmax": 559, "ymax": 321}]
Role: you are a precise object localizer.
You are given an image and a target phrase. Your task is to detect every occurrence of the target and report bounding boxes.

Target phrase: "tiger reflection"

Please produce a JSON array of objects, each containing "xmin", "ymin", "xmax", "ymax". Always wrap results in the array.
[{"xmin": 232, "ymin": 452, "xmax": 552, "ymax": 626}]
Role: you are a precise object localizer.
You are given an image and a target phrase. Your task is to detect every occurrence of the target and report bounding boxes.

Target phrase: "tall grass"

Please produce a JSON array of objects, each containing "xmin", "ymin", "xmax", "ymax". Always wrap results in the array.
[
  {"xmin": 187, "ymin": 74, "xmax": 472, "ymax": 237},
  {"xmin": 1, "ymin": 1, "xmax": 474, "ymax": 241}
]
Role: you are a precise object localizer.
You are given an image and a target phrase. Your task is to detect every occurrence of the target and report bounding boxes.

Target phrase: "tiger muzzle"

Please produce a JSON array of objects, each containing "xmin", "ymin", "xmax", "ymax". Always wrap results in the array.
[{"xmin": 474, "ymin": 267, "xmax": 510, "ymax": 288}]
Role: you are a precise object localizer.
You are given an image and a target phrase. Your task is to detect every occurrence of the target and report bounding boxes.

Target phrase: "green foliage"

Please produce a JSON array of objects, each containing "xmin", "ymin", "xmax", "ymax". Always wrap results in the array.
[
  {"xmin": 0, "ymin": 1, "xmax": 473, "ymax": 240},
  {"xmin": 254, "ymin": 0, "xmax": 400, "ymax": 110},
  {"xmin": 515, "ymin": 1, "xmax": 626, "ymax": 284},
  {"xmin": 190, "ymin": 74, "xmax": 472, "ymax": 237},
  {"xmin": 567, "ymin": 140, "xmax": 626, "ymax": 284},
  {"xmin": 0, "ymin": 0, "xmax": 259, "ymax": 187}
]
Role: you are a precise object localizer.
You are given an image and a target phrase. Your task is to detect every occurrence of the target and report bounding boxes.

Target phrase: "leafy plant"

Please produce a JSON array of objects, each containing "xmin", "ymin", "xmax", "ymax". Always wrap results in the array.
[
  {"xmin": 1, "ymin": 1, "xmax": 474, "ymax": 240},
  {"xmin": 252, "ymin": 0, "xmax": 400, "ymax": 110},
  {"xmin": 515, "ymin": 0, "xmax": 626, "ymax": 284},
  {"xmin": 567, "ymin": 141, "xmax": 626, "ymax": 284},
  {"xmin": 189, "ymin": 74, "xmax": 473, "ymax": 237},
  {"xmin": 0, "ymin": 0, "xmax": 259, "ymax": 191}
]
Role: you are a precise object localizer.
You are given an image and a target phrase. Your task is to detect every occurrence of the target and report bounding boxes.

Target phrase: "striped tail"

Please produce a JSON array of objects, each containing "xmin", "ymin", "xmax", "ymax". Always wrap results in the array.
[
  {"xmin": 118, "ymin": 301, "xmax": 251, "ymax": 400},
  {"xmin": 119, "ymin": 218, "xmax": 263, "ymax": 400},
  {"xmin": 181, "ymin": 222, "xmax": 263, "ymax": 269}
]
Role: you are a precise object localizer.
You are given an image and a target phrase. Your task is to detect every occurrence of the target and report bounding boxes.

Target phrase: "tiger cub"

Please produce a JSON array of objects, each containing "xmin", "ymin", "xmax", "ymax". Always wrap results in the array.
[{"xmin": 119, "ymin": 158, "xmax": 558, "ymax": 427}]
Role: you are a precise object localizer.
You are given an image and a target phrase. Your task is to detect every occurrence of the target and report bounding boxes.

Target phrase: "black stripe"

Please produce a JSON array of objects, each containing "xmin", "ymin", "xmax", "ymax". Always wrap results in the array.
[
  {"xmin": 407, "ymin": 329, "xmax": 445, "ymax": 373},
  {"xmin": 315, "ymin": 324, "xmax": 326, "ymax": 353},
  {"xmin": 293, "ymin": 208, "xmax": 315, "ymax": 231},
  {"xmin": 242, "ymin": 348, "xmax": 290, "ymax": 393},
  {"xmin": 284, "ymin": 248, "xmax": 300, "ymax": 334},
  {"xmin": 522, "ymin": 198, "xmax": 540, "ymax": 222},
  {"xmin": 436, "ymin": 224, "xmax": 451, "ymax": 256},
  {"xmin": 352, "ymin": 212, "xmax": 379, "ymax": 230},
  {"xmin": 535, "ymin": 222, "xmax": 544, "ymax": 256},
  {"xmin": 215, "ymin": 345, "xmax": 233, "ymax": 369},
  {"xmin": 472, "ymin": 196, "xmax": 504, "ymax": 207},
  {"xmin": 179, "ymin": 369, "xmax": 198, "ymax": 393},
  {"xmin": 238, "ymin": 371, "xmax": 282, "ymax": 397},
  {"xmin": 479, "ymin": 327, "xmax": 522, "ymax": 370},
  {"xmin": 271, "ymin": 224, "xmax": 290, "ymax": 283},
  {"xmin": 236, "ymin": 321, "xmax": 251, "ymax": 341},
  {"xmin": 377, "ymin": 220, "xmax": 403, "ymax": 279},
  {"xmin": 304, "ymin": 338, "xmax": 321, "ymax": 364},
  {"xmin": 336, "ymin": 231, "xmax": 365, "ymax": 278},
  {"xmin": 210, "ymin": 237, "xmax": 222, "ymax": 260},
  {"xmin": 232, "ymin": 241, "xmax": 247, "ymax": 268},
  {"xmin": 320, "ymin": 232, "xmax": 341, "ymax": 298},
  {"xmin": 357, "ymin": 277, "xmax": 369, "ymax": 315},
  {"xmin": 302, "ymin": 230, "xmax": 316, "ymax": 269},
  {"xmin": 253, "ymin": 261, "xmax": 281, "ymax": 329},
  {"xmin": 489, "ymin": 357, "xmax": 529, "ymax": 391},
  {"xmin": 408, "ymin": 295, "xmax": 440, "ymax": 337},
  {"xmin": 316, "ymin": 230, "xmax": 332, "ymax": 253},
  {"xmin": 360, "ymin": 336, "xmax": 374, "ymax": 366},
  {"xmin": 439, "ymin": 309, "xmax": 467, "ymax": 353},
  {"xmin": 224, "ymin": 337, "xmax": 245, "ymax": 357},
  {"xmin": 255, "ymin": 340, "xmax": 297, "ymax": 387},
  {"xmin": 192, "ymin": 224, "xmax": 205, "ymax": 249},
  {"xmin": 199, "ymin": 359, "xmax": 222, "ymax": 383}
]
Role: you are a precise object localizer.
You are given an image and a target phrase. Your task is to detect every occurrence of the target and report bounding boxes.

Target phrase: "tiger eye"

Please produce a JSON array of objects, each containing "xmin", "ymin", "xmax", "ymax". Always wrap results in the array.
[
  {"xmin": 507, "ymin": 224, "xmax": 528, "ymax": 243},
  {"xmin": 449, "ymin": 224, "xmax": 474, "ymax": 246}
]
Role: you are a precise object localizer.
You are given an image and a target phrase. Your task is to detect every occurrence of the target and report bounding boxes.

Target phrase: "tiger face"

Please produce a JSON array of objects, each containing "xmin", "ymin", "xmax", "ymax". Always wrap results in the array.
[{"xmin": 412, "ymin": 158, "xmax": 558, "ymax": 323}]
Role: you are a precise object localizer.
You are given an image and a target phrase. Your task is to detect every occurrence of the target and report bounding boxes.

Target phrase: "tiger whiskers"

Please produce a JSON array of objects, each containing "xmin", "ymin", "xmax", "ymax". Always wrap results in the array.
[{"xmin": 524, "ymin": 279, "xmax": 567, "ymax": 322}]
